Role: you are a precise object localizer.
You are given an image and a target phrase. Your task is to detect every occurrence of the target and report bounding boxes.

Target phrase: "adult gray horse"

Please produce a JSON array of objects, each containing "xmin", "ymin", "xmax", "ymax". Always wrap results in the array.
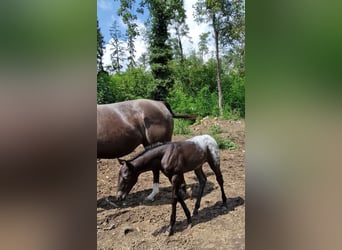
[{"xmin": 97, "ymin": 99, "xmax": 195, "ymax": 200}]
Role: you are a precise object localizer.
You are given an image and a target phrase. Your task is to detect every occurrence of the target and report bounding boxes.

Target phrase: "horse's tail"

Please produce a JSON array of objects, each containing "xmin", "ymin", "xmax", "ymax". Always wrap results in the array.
[{"xmin": 161, "ymin": 101, "xmax": 197, "ymax": 120}]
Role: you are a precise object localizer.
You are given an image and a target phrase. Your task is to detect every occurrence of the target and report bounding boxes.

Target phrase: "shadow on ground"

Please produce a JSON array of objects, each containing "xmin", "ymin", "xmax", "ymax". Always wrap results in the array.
[
  {"xmin": 97, "ymin": 181, "xmax": 216, "ymax": 211},
  {"xmin": 151, "ymin": 196, "xmax": 244, "ymax": 236}
]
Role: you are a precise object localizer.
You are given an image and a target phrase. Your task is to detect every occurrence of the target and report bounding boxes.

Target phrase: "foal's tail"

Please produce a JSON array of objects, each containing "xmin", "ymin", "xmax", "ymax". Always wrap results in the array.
[{"xmin": 162, "ymin": 101, "xmax": 197, "ymax": 120}]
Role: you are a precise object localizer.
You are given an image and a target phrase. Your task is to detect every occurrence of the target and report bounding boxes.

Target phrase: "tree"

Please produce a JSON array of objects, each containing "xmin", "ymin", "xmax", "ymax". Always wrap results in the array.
[
  {"xmin": 108, "ymin": 20, "xmax": 125, "ymax": 73},
  {"xmin": 169, "ymin": 1, "xmax": 189, "ymax": 64},
  {"xmin": 117, "ymin": 0, "xmax": 141, "ymax": 69},
  {"xmin": 198, "ymin": 32, "xmax": 210, "ymax": 62},
  {"xmin": 97, "ymin": 19, "xmax": 105, "ymax": 72},
  {"xmin": 115, "ymin": 0, "xmax": 187, "ymax": 100},
  {"xmin": 144, "ymin": 1, "xmax": 172, "ymax": 100},
  {"xmin": 194, "ymin": 0, "xmax": 244, "ymax": 116},
  {"xmin": 137, "ymin": 52, "xmax": 149, "ymax": 71},
  {"xmin": 146, "ymin": 0, "xmax": 187, "ymax": 100}
]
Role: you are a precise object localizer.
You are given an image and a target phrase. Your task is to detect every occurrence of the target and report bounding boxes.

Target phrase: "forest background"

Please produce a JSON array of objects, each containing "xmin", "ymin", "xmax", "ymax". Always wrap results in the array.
[{"xmin": 97, "ymin": 0, "xmax": 245, "ymax": 120}]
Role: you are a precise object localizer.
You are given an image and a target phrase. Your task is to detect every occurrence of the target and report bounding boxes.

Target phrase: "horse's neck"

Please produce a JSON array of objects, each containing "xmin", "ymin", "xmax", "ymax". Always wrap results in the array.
[{"xmin": 131, "ymin": 147, "xmax": 164, "ymax": 174}]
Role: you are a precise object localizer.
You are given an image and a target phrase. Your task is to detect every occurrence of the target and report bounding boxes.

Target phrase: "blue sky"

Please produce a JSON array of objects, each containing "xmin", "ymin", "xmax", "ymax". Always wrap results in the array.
[
  {"xmin": 97, "ymin": 0, "xmax": 149, "ymax": 43},
  {"xmin": 97, "ymin": 0, "xmax": 213, "ymax": 69},
  {"xmin": 97, "ymin": 0, "xmax": 123, "ymax": 43}
]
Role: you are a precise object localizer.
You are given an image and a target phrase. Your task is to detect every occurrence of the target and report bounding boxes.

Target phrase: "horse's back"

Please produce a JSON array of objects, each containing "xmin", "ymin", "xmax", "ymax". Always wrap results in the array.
[
  {"xmin": 132, "ymin": 99, "xmax": 174, "ymax": 144},
  {"xmin": 97, "ymin": 99, "xmax": 173, "ymax": 158}
]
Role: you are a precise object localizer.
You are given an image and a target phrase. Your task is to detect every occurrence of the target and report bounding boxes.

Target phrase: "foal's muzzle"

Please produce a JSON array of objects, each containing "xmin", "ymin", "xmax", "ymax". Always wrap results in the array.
[{"xmin": 117, "ymin": 191, "xmax": 126, "ymax": 201}]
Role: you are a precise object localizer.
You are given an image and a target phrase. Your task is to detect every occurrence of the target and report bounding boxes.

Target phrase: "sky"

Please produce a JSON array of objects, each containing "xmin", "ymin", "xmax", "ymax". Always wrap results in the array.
[{"xmin": 97, "ymin": 0, "xmax": 214, "ymax": 70}]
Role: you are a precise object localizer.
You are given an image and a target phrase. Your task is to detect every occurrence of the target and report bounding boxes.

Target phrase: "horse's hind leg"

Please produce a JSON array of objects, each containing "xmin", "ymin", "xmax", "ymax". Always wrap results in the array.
[
  {"xmin": 208, "ymin": 157, "xmax": 228, "ymax": 205},
  {"xmin": 193, "ymin": 167, "xmax": 207, "ymax": 215},
  {"xmin": 146, "ymin": 167, "xmax": 160, "ymax": 201}
]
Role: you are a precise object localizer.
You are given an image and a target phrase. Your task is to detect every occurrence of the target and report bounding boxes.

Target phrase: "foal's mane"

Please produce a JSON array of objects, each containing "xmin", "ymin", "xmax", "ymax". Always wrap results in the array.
[{"xmin": 129, "ymin": 142, "xmax": 169, "ymax": 161}]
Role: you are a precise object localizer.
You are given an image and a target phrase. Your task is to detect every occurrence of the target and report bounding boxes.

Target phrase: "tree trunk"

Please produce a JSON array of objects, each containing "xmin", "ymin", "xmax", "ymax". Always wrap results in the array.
[
  {"xmin": 213, "ymin": 16, "xmax": 223, "ymax": 116},
  {"xmin": 177, "ymin": 31, "xmax": 184, "ymax": 64}
]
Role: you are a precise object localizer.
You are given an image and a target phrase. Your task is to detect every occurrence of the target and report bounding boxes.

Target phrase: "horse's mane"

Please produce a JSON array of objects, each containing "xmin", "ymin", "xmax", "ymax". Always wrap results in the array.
[{"xmin": 129, "ymin": 142, "xmax": 169, "ymax": 161}]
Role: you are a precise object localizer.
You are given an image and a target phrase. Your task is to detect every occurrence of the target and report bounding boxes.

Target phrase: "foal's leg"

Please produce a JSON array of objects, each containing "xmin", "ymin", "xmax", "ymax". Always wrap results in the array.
[
  {"xmin": 167, "ymin": 174, "xmax": 191, "ymax": 236},
  {"xmin": 146, "ymin": 167, "xmax": 160, "ymax": 201},
  {"xmin": 208, "ymin": 158, "xmax": 227, "ymax": 205},
  {"xmin": 179, "ymin": 174, "xmax": 188, "ymax": 198},
  {"xmin": 193, "ymin": 167, "xmax": 207, "ymax": 215}
]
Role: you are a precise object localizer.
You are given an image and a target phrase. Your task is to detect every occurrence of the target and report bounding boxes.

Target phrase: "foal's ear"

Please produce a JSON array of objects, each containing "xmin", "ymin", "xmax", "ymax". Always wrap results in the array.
[
  {"xmin": 117, "ymin": 158, "xmax": 126, "ymax": 165},
  {"xmin": 126, "ymin": 162, "xmax": 134, "ymax": 170}
]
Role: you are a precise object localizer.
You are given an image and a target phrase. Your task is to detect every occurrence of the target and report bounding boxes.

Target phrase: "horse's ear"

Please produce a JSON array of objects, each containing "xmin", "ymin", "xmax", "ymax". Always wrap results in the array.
[{"xmin": 117, "ymin": 158, "xmax": 125, "ymax": 165}]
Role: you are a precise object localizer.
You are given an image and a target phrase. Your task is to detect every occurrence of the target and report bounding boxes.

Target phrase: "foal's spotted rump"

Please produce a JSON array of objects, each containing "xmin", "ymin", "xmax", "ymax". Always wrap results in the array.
[
  {"xmin": 117, "ymin": 135, "xmax": 228, "ymax": 235},
  {"xmin": 187, "ymin": 134, "xmax": 220, "ymax": 167}
]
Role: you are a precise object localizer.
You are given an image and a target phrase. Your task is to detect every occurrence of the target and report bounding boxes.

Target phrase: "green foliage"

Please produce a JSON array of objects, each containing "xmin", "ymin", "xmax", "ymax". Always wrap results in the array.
[
  {"xmin": 110, "ymin": 68, "xmax": 155, "ymax": 101},
  {"xmin": 210, "ymin": 123, "xmax": 222, "ymax": 135},
  {"xmin": 108, "ymin": 20, "xmax": 125, "ymax": 74},
  {"xmin": 97, "ymin": 71, "xmax": 115, "ymax": 104},
  {"xmin": 97, "ymin": 20, "xmax": 105, "ymax": 72},
  {"xmin": 198, "ymin": 32, "xmax": 210, "ymax": 61},
  {"xmin": 222, "ymin": 71, "xmax": 245, "ymax": 117},
  {"xmin": 173, "ymin": 119, "xmax": 192, "ymax": 135},
  {"xmin": 215, "ymin": 137, "xmax": 239, "ymax": 150},
  {"xmin": 117, "ymin": 0, "xmax": 140, "ymax": 68},
  {"xmin": 168, "ymin": 55, "xmax": 245, "ymax": 118}
]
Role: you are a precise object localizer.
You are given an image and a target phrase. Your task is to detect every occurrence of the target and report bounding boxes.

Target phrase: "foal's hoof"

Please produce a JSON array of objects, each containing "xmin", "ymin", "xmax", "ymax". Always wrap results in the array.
[
  {"xmin": 192, "ymin": 209, "xmax": 198, "ymax": 215},
  {"xmin": 186, "ymin": 217, "xmax": 192, "ymax": 230},
  {"xmin": 166, "ymin": 226, "xmax": 174, "ymax": 236},
  {"xmin": 145, "ymin": 196, "xmax": 155, "ymax": 202}
]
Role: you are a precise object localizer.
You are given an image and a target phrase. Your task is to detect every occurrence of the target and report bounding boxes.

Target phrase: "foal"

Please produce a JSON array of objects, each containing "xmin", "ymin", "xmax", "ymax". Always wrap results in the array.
[{"xmin": 117, "ymin": 135, "xmax": 227, "ymax": 235}]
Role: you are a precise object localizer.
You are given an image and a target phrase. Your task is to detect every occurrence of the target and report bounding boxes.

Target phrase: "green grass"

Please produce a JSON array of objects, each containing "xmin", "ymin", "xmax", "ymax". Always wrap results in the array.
[
  {"xmin": 173, "ymin": 119, "xmax": 192, "ymax": 135},
  {"xmin": 214, "ymin": 136, "xmax": 239, "ymax": 150},
  {"xmin": 210, "ymin": 123, "xmax": 222, "ymax": 135}
]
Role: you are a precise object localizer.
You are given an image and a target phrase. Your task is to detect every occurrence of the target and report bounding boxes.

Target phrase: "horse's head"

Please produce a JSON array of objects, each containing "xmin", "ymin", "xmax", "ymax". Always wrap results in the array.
[{"xmin": 117, "ymin": 159, "xmax": 138, "ymax": 201}]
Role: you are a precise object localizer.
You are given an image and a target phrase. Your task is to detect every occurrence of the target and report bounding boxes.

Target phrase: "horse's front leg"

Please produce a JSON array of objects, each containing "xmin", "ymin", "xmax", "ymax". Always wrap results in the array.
[{"xmin": 146, "ymin": 167, "xmax": 159, "ymax": 201}]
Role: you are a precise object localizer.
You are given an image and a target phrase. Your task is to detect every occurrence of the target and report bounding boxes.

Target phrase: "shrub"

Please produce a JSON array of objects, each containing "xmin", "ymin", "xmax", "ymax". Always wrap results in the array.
[
  {"xmin": 173, "ymin": 119, "xmax": 192, "ymax": 135},
  {"xmin": 214, "ymin": 136, "xmax": 239, "ymax": 150}
]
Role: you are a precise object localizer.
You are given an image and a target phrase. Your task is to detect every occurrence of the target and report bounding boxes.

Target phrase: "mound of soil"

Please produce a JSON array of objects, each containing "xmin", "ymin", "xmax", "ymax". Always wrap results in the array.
[{"xmin": 97, "ymin": 118, "xmax": 245, "ymax": 249}]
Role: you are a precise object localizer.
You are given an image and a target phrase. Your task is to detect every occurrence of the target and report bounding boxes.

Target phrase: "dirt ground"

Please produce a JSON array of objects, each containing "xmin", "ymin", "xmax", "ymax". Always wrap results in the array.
[{"xmin": 97, "ymin": 118, "xmax": 245, "ymax": 250}]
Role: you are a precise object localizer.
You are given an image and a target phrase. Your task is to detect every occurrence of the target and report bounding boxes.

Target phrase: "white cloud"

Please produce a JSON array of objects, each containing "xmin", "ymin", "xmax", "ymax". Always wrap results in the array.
[
  {"xmin": 97, "ymin": 0, "xmax": 113, "ymax": 11},
  {"xmin": 182, "ymin": 0, "xmax": 214, "ymax": 60}
]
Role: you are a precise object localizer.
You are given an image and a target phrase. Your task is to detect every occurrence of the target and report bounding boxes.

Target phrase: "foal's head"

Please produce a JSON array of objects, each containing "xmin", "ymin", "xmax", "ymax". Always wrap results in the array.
[{"xmin": 117, "ymin": 159, "xmax": 138, "ymax": 201}]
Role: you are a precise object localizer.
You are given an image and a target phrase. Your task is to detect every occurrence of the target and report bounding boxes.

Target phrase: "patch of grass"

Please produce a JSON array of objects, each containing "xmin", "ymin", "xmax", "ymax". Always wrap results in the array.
[
  {"xmin": 173, "ymin": 119, "xmax": 192, "ymax": 135},
  {"xmin": 214, "ymin": 136, "xmax": 239, "ymax": 150},
  {"xmin": 210, "ymin": 123, "xmax": 222, "ymax": 135}
]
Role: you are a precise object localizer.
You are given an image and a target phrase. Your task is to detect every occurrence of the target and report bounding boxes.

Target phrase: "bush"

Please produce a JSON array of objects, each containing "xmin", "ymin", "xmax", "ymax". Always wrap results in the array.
[
  {"xmin": 173, "ymin": 119, "xmax": 192, "ymax": 135},
  {"xmin": 97, "ymin": 71, "xmax": 115, "ymax": 104},
  {"xmin": 214, "ymin": 136, "xmax": 239, "ymax": 150}
]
